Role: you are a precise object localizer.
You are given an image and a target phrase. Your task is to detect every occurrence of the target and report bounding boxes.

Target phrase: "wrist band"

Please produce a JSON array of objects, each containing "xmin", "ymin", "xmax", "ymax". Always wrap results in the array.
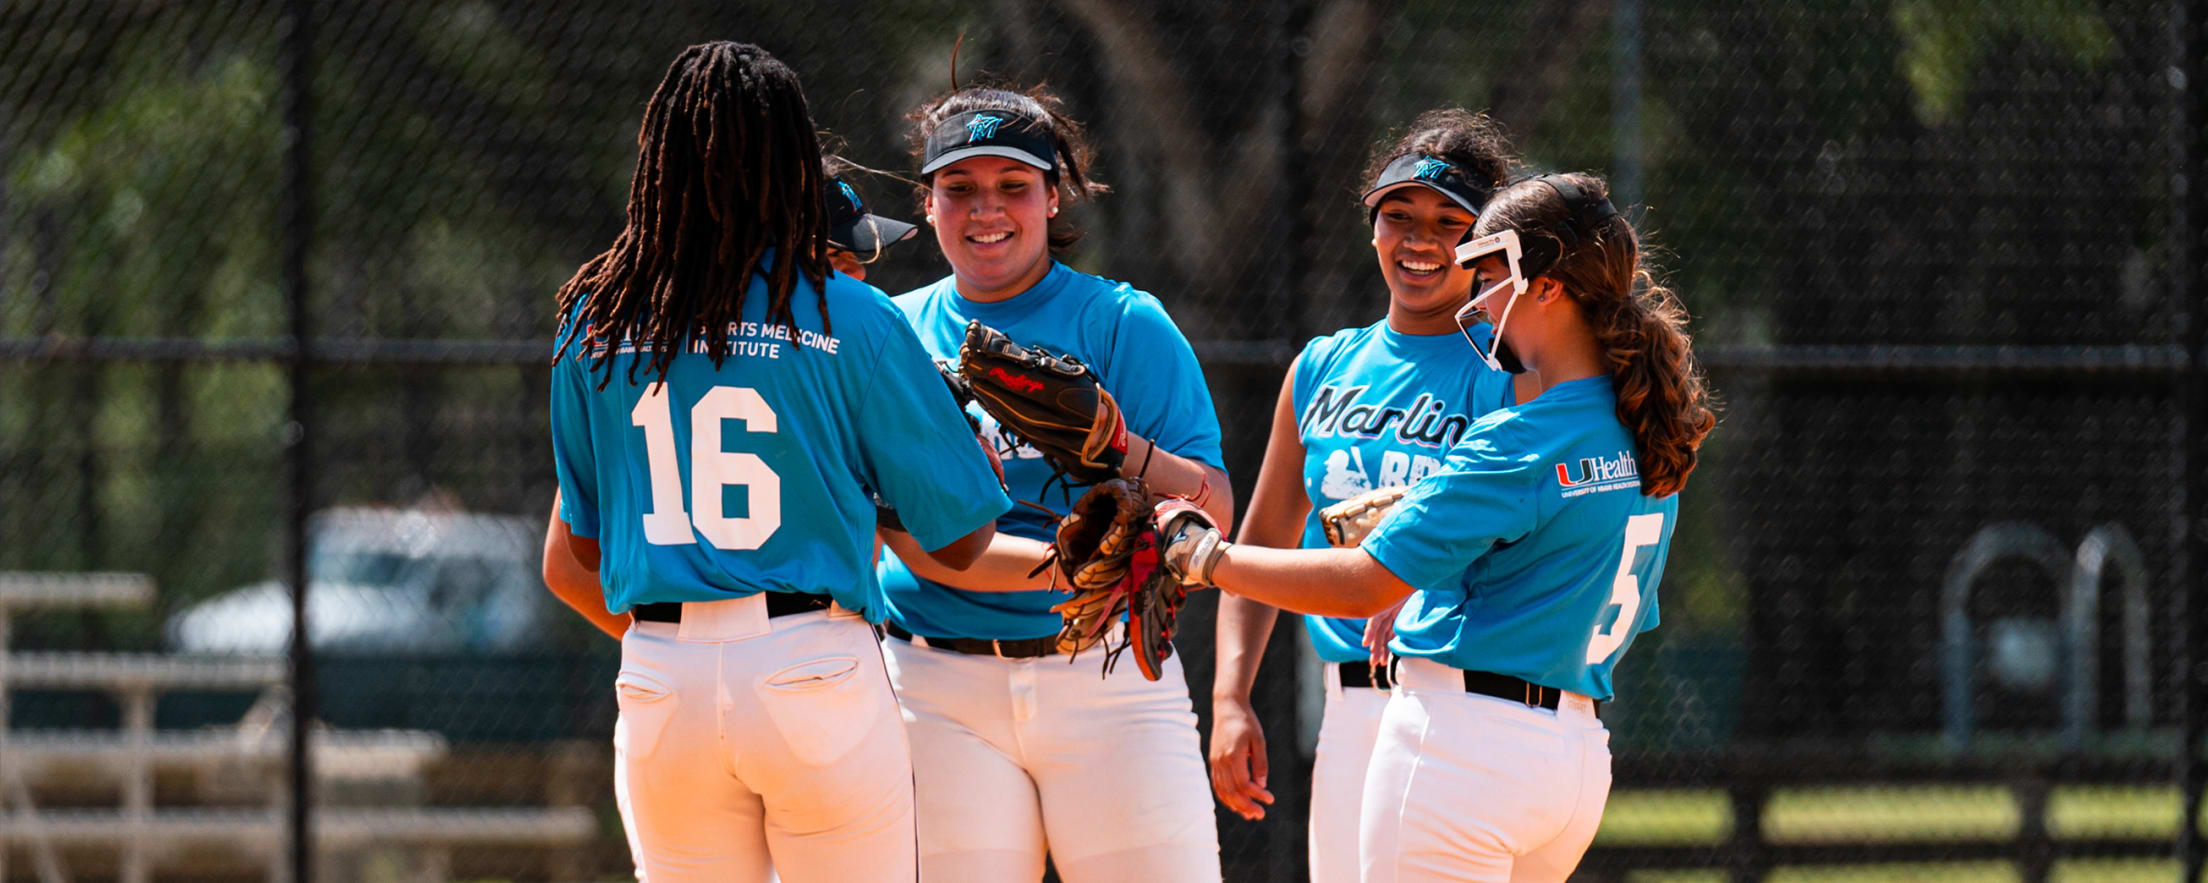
[{"xmin": 1197, "ymin": 537, "xmax": 1230, "ymax": 585}]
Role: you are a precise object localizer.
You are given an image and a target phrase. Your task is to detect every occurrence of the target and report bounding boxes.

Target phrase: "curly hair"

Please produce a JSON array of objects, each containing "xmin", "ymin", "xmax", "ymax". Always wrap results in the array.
[
  {"xmin": 1476, "ymin": 173, "xmax": 1716, "ymax": 498},
  {"xmin": 1359, "ymin": 108, "xmax": 1517, "ymax": 204},
  {"xmin": 906, "ymin": 84, "xmax": 1108, "ymax": 251},
  {"xmin": 554, "ymin": 42, "xmax": 829, "ymax": 388}
]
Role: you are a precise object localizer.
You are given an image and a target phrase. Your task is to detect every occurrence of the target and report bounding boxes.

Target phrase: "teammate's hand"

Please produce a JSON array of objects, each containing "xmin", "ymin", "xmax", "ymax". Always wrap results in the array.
[
  {"xmin": 1363, "ymin": 597, "xmax": 1408, "ymax": 670},
  {"xmin": 1207, "ymin": 695, "xmax": 1273, "ymax": 821},
  {"xmin": 1156, "ymin": 500, "xmax": 1225, "ymax": 588}
]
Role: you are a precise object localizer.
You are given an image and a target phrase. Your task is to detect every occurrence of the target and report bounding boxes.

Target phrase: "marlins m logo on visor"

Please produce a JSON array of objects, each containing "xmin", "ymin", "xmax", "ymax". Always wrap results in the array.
[
  {"xmin": 1361, "ymin": 154, "xmax": 1497, "ymax": 221},
  {"xmin": 967, "ymin": 114, "xmax": 1007, "ymax": 140},
  {"xmin": 923, "ymin": 109, "xmax": 1056, "ymax": 175}
]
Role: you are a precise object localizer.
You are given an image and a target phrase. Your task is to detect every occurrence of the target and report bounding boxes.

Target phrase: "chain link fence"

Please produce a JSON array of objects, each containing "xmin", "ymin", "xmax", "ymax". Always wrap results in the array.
[{"xmin": 3, "ymin": 0, "xmax": 2203, "ymax": 880}]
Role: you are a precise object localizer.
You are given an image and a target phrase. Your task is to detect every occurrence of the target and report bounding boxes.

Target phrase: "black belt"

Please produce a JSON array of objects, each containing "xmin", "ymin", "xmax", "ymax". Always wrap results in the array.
[
  {"xmin": 632, "ymin": 592, "xmax": 832, "ymax": 623},
  {"xmin": 1458, "ymin": 668, "xmax": 1600, "ymax": 717},
  {"xmin": 1335, "ymin": 660, "xmax": 1392, "ymax": 690},
  {"xmin": 882, "ymin": 623, "xmax": 1057, "ymax": 659}
]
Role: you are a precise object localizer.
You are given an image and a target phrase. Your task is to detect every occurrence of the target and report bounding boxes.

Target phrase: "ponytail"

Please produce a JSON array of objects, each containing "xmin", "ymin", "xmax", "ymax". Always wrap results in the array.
[{"xmin": 1587, "ymin": 263, "xmax": 1714, "ymax": 498}]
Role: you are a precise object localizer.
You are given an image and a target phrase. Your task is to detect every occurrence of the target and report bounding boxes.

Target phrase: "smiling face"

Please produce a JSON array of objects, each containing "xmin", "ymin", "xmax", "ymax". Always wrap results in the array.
[
  {"xmin": 926, "ymin": 157, "xmax": 1059, "ymax": 302},
  {"xmin": 1372, "ymin": 187, "xmax": 1480, "ymax": 333}
]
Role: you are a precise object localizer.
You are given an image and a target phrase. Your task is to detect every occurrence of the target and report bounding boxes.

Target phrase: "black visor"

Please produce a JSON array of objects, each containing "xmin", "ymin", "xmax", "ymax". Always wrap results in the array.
[
  {"xmin": 921, "ymin": 110, "xmax": 1056, "ymax": 175},
  {"xmin": 1360, "ymin": 154, "xmax": 1495, "ymax": 218},
  {"xmin": 826, "ymin": 177, "xmax": 918, "ymax": 256}
]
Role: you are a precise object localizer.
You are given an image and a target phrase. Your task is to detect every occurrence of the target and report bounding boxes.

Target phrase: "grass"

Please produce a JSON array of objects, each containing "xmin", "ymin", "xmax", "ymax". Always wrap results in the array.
[
  {"xmin": 1623, "ymin": 862, "xmax": 2199, "ymax": 882},
  {"xmin": 1598, "ymin": 785, "xmax": 2196, "ymax": 846},
  {"xmin": 1595, "ymin": 785, "xmax": 2199, "ymax": 879}
]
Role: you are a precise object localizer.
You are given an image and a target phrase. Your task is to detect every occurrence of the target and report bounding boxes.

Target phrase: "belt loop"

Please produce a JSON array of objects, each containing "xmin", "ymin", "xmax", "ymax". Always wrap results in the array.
[
  {"xmin": 992, "ymin": 639, "xmax": 1008, "ymax": 659},
  {"xmin": 1523, "ymin": 681, "xmax": 1539, "ymax": 709}
]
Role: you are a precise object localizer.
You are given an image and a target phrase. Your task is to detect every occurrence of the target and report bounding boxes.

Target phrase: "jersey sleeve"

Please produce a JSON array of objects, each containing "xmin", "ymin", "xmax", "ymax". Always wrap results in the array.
[
  {"xmin": 1360, "ymin": 419, "xmax": 1541, "ymax": 592},
  {"xmin": 858, "ymin": 320, "xmax": 1015, "ymax": 552},
  {"xmin": 549, "ymin": 354, "xmax": 601, "ymax": 538},
  {"xmin": 1098, "ymin": 293, "xmax": 1226, "ymax": 470}
]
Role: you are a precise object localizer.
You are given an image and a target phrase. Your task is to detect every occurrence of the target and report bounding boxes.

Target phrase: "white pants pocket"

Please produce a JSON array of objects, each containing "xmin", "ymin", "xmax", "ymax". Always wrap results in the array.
[
  {"xmin": 614, "ymin": 669, "xmax": 677, "ymax": 761},
  {"xmin": 755, "ymin": 654, "xmax": 885, "ymax": 766}
]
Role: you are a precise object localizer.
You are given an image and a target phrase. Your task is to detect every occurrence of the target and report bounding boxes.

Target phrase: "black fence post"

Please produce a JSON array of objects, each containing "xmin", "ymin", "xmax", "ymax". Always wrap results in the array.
[
  {"xmin": 2015, "ymin": 776, "xmax": 2051, "ymax": 883},
  {"xmin": 282, "ymin": 0, "xmax": 317, "ymax": 880},
  {"xmin": 1725, "ymin": 781, "xmax": 1766, "ymax": 883},
  {"xmin": 2183, "ymin": 2, "xmax": 2207, "ymax": 880}
]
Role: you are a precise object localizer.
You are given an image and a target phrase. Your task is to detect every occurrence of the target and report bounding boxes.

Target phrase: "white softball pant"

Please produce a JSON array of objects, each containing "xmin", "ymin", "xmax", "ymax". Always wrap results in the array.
[
  {"xmin": 615, "ymin": 595, "xmax": 915, "ymax": 883},
  {"xmin": 1359, "ymin": 657, "xmax": 1611, "ymax": 883},
  {"xmin": 881, "ymin": 637, "xmax": 1222, "ymax": 883},
  {"xmin": 1309, "ymin": 663, "xmax": 1391, "ymax": 883}
]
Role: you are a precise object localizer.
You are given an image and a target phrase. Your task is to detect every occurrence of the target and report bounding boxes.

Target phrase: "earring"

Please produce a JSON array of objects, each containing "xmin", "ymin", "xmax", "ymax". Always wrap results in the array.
[{"xmin": 1049, "ymin": 207, "xmax": 1059, "ymax": 217}]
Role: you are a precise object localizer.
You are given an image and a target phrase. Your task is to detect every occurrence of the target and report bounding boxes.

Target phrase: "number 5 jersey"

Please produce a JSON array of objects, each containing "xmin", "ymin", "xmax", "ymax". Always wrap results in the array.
[{"xmin": 1361, "ymin": 374, "xmax": 1677, "ymax": 701}]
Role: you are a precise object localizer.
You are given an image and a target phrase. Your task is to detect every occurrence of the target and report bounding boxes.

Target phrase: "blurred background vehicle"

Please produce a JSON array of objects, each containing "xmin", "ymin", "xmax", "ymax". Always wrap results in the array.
[{"xmin": 166, "ymin": 506, "xmax": 557, "ymax": 655}]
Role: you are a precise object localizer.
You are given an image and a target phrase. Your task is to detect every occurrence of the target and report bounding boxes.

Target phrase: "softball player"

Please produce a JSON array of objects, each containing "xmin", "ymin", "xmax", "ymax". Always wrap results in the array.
[
  {"xmin": 542, "ymin": 43, "xmax": 1011, "ymax": 882},
  {"xmin": 1166, "ymin": 172, "xmax": 1716, "ymax": 882},
  {"xmin": 541, "ymin": 158, "xmax": 932, "ymax": 883},
  {"xmin": 825, "ymin": 163, "xmax": 920, "ymax": 282},
  {"xmin": 871, "ymin": 85, "xmax": 1233, "ymax": 882},
  {"xmin": 1208, "ymin": 109, "xmax": 1527, "ymax": 882}
]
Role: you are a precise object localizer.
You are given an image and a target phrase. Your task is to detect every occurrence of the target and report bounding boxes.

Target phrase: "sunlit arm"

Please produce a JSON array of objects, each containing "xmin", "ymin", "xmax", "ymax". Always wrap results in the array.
[
  {"xmin": 923, "ymin": 520, "xmax": 998, "ymax": 571},
  {"xmin": 1211, "ymin": 545, "xmax": 1416, "ymax": 619},
  {"xmin": 881, "ymin": 527, "xmax": 1058, "ymax": 593},
  {"xmin": 541, "ymin": 495, "xmax": 630, "ymax": 641},
  {"xmin": 1124, "ymin": 433, "xmax": 1236, "ymax": 534},
  {"xmin": 1215, "ymin": 367, "xmax": 1311, "ymax": 702}
]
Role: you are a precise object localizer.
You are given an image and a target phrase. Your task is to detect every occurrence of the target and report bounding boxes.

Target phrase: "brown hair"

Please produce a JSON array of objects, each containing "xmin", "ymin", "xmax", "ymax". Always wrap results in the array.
[
  {"xmin": 906, "ymin": 84, "xmax": 1108, "ymax": 251},
  {"xmin": 554, "ymin": 42, "xmax": 828, "ymax": 388},
  {"xmin": 1477, "ymin": 173, "xmax": 1715, "ymax": 497},
  {"xmin": 1359, "ymin": 108, "xmax": 1516, "ymax": 203}
]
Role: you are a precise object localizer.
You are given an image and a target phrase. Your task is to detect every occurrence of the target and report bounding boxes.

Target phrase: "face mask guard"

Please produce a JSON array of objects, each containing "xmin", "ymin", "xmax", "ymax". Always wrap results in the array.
[{"xmin": 1452, "ymin": 228, "xmax": 1528, "ymax": 373}]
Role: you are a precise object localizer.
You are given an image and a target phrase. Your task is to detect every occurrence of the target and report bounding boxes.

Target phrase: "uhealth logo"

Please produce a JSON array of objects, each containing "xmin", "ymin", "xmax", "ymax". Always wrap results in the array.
[
  {"xmin": 1557, "ymin": 450, "xmax": 1640, "ymax": 497},
  {"xmin": 968, "ymin": 114, "xmax": 1006, "ymax": 141}
]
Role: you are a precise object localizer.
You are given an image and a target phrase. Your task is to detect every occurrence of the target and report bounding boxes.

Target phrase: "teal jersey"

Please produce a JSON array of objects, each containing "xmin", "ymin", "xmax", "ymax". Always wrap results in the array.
[
  {"xmin": 1362, "ymin": 375, "xmax": 1673, "ymax": 701},
  {"xmin": 1290, "ymin": 320, "xmax": 1514, "ymax": 664},
  {"xmin": 879, "ymin": 262, "xmax": 1227, "ymax": 640},
  {"xmin": 550, "ymin": 270, "xmax": 1013, "ymax": 620}
]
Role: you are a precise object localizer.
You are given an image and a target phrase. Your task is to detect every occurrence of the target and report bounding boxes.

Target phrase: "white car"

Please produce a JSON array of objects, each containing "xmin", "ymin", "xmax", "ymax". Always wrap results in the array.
[{"xmin": 167, "ymin": 507, "xmax": 558, "ymax": 654}]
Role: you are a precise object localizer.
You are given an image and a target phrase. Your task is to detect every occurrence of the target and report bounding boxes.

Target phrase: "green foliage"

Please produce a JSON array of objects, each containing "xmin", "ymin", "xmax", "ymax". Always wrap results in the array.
[
  {"xmin": 1892, "ymin": 0, "xmax": 2116, "ymax": 125},
  {"xmin": 8, "ymin": 51, "xmax": 283, "ymax": 339}
]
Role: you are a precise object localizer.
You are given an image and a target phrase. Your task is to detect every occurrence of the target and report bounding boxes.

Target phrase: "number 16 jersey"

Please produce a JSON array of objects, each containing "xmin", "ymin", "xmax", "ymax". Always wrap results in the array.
[{"xmin": 550, "ymin": 270, "xmax": 1013, "ymax": 619}]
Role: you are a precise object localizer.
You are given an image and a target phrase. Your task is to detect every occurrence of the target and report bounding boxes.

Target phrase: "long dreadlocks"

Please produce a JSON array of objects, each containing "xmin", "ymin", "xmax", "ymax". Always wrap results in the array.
[{"xmin": 554, "ymin": 41, "xmax": 830, "ymax": 388}]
